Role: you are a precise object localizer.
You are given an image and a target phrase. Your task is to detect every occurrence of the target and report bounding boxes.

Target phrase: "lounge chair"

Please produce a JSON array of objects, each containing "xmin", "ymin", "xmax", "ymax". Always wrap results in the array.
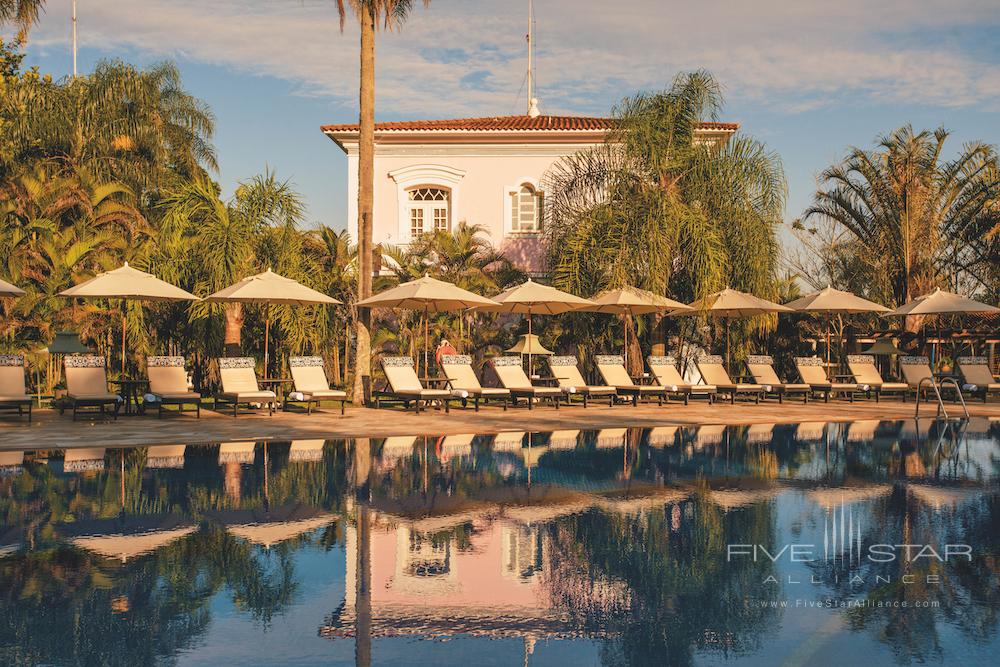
[
  {"xmin": 956, "ymin": 356, "xmax": 1000, "ymax": 402},
  {"xmin": 900, "ymin": 355, "xmax": 974, "ymax": 403},
  {"xmin": 793, "ymin": 357, "xmax": 858, "ymax": 402},
  {"xmin": 745, "ymin": 355, "xmax": 810, "ymax": 403},
  {"xmin": 215, "ymin": 357, "xmax": 276, "ymax": 417},
  {"xmin": 146, "ymin": 356, "xmax": 201, "ymax": 418},
  {"xmin": 646, "ymin": 356, "xmax": 717, "ymax": 404},
  {"xmin": 846, "ymin": 354, "xmax": 908, "ymax": 402},
  {"xmin": 439, "ymin": 354, "xmax": 510, "ymax": 410},
  {"xmin": 547, "ymin": 430, "xmax": 580, "ymax": 449},
  {"xmin": 63, "ymin": 355, "xmax": 119, "ymax": 421},
  {"xmin": 694, "ymin": 355, "xmax": 763, "ymax": 404},
  {"xmin": 0, "ymin": 354, "xmax": 32, "ymax": 422},
  {"xmin": 547, "ymin": 356, "xmax": 617, "ymax": 407},
  {"xmin": 594, "ymin": 355, "xmax": 667, "ymax": 406},
  {"xmin": 490, "ymin": 357, "xmax": 562, "ymax": 409},
  {"xmin": 376, "ymin": 356, "xmax": 454, "ymax": 413},
  {"xmin": 288, "ymin": 356, "xmax": 347, "ymax": 415}
]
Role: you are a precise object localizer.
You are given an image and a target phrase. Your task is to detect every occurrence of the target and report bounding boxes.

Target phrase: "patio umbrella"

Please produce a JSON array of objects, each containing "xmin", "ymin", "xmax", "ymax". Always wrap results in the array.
[
  {"xmin": 785, "ymin": 286, "xmax": 889, "ymax": 371},
  {"xmin": 59, "ymin": 515, "xmax": 196, "ymax": 563},
  {"xmin": 863, "ymin": 339, "xmax": 907, "ymax": 356},
  {"xmin": 886, "ymin": 288, "xmax": 1000, "ymax": 365},
  {"xmin": 506, "ymin": 333, "xmax": 554, "ymax": 355},
  {"xmin": 671, "ymin": 288, "xmax": 792, "ymax": 372},
  {"xmin": 205, "ymin": 268, "xmax": 340, "ymax": 376},
  {"xmin": 478, "ymin": 278, "xmax": 594, "ymax": 374},
  {"xmin": 581, "ymin": 286, "xmax": 691, "ymax": 367},
  {"xmin": 59, "ymin": 262, "xmax": 200, "ymax": 375},
  {"xmin": 0, "ymin": 277, "xmax": 25, "ymax": 297},
  {"xmin": 356, "ymin": 274, "xmax": 497, "ymax": 376}
]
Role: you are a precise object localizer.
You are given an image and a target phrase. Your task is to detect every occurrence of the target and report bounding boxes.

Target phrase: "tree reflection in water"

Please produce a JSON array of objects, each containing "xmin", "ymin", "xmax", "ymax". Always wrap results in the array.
[{"xmin": 0, "ymin": 423, "xmax": 996, "ymax": 666}]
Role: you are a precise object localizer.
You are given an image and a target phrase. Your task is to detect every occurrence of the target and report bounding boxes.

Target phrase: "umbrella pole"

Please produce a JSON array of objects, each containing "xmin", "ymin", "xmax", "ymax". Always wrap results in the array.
[
  {"xmin": 121, "ymin": 305, "xmax": 127, "ymax": 378},
  {"xmin": 424, "ymin": 305, "xmax": 429, "ymax": 378},
  {"xmin": 623, "ymin": 310, "xmax": 629, "ymax": 368},
  {"xmin": 725, "ymin": 319, "xmax": 731, "ymax": 373},
  {"xmin": 527, "ymin": 307, "xmax": 533, "ymax": 376},
  {"xmin": 264, "ymin": 309, "xmax": 270, "ymax": 378}
]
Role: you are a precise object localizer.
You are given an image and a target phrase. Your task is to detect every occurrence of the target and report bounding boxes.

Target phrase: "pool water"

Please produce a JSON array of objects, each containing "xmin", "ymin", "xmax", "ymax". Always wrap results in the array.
[{"xmin": 1, "ymin": 419, "xmax": 998, "ymax": 666}]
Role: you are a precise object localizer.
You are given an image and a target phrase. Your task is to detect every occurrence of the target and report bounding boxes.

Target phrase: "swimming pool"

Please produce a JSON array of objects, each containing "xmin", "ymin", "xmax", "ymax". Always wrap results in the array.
[{"xmin": 1, "ymin": 418, "xmax": 997, "ymax": 666}]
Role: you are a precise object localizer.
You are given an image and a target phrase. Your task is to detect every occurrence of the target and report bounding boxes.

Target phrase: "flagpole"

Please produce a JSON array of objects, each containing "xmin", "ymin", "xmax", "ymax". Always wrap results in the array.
[{"xmin": 72, "ymin": 0, "xmax": 78, "ymax": 77}]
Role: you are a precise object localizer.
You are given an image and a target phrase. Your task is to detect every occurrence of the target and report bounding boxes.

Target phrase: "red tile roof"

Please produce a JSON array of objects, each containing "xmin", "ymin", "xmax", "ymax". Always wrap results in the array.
[{"xmin": 320, "ymin": 115, "xmax": 739, "ymax": 133}]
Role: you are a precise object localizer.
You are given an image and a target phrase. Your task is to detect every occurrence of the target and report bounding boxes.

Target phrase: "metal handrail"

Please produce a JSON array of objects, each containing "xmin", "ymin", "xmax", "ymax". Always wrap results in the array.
[{"xmin": 914, "ymin": 376, "xmax": 969, "ymax": 419}]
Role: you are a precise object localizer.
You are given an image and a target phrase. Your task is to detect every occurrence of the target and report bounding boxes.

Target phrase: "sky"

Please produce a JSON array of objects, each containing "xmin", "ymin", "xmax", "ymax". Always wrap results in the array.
[{"xmin": 16, "ymin": 0, "xmax": 1000, "ymax": 238}]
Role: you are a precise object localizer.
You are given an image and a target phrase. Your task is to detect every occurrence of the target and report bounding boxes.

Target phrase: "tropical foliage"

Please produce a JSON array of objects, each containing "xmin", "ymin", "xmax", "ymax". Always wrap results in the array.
[
  {"xmin": 803, "ymin": 125, "xmax": 1000, "ymax": 306},
  {"xmin": 544, "ymin": 71, "xmax": 787, "ymax": 371},
  {"xmin": 335, "ymin": 0, "xmax": 432, "ymax": 402}
]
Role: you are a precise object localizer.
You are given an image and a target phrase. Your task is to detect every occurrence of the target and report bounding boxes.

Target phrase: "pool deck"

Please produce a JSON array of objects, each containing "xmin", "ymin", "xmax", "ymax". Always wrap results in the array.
[{"xmin": 2, "ymin": 397, "xmax": 998, "ymax": 451}]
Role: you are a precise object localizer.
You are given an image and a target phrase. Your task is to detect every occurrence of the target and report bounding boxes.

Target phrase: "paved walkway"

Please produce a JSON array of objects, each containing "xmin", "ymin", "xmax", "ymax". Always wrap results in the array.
[{"xmin": 2, "ymin": 397, "xmax": 997, "ymax": 451}]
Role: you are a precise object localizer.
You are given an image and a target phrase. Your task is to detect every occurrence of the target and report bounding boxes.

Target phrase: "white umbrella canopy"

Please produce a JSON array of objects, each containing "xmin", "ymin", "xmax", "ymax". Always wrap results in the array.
[
  {"xmin": 59, "ymin": 262, "xmax": 200, "ymax": 375},
  {"xmin": 886, "ymin": 288, "xmax": 999, "ymax": 317},
  {"xmin": 785, "ymin": 286, "xmax": 890, "ymax": 314},
  {"xmin": 59, "ymin": 262, "xmax": 199, "ymax": 301},
  {"xmin": 673, "ymin": 287, "xmax": 792, "ymax": 318},
  {"xmin": 584, "ymin": 286, "xmax": 691, "ymax": 315},
  {"xmin": 205, "ymin": 268, "xmax": 340, "ymax": 306},
  {"xmin": 785, "ymin": 286, "xmax": 890, "ymax": 370},
  {"xmin": 481, "ymin": 277, "xmax": 594, "ymax": 315},
  {"xmin": 671, "ymin": 288, "xmax": 792, "ymax": 371},
  {"xmin": 356, "ymin": 274, "xmax": 498, "ymax": 375},
  {"xmin": 478, "ymin": 278, "xmax": 595, "ymax": 373},
  {"xmin": 205, "ymin": 268, "xmax": 341, "ymax": 374},
  {"xmin": 581, "ymin": 286, "xmax": 692, "ymax": 367},
  {"xmin": 506, "ymin": 333, "xmax": 554, "ymax": 355},
  {"xmin": 0, "ymin": 277, "xmax": 26, "ymax": 297},
  {"xmin": 356, "ymin": 274, "xmax": 497, "ymax": 311},
  {"xmin": 886, "ymin": 288, "xmax": 1000, "ymax": 366}
]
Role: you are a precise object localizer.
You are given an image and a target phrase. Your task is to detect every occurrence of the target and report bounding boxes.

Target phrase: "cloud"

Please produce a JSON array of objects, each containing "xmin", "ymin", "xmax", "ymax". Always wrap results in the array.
[{"xmin": 23, "ymin": 0, "xmax": 1000, "ymax": 118}]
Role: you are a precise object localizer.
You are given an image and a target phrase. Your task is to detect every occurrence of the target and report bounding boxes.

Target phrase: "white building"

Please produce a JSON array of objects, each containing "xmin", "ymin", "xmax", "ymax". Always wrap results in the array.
[{"xmin": 322, "ymin": 114, "xmax": 738, "ymax": 275}]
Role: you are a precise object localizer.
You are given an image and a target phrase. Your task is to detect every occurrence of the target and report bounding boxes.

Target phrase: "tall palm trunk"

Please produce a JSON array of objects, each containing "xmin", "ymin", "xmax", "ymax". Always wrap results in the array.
[
  {"xmin": 352, "ymin": 4, "xmax": 376, "ymax": 405},
  {"xmin": 223, "ymin": 302, "xmax": 243, "ymax": 356}
]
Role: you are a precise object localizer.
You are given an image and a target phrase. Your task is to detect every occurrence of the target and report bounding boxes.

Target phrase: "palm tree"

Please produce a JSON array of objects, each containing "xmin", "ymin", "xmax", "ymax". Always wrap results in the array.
[
  {"xmin": 2, "ymin": 60, "xmax": 216, "ymax": 192},
  {"xmin": 805, "ymin": 125, "xmax": 999, "ymax": 306},
  {"xmin": 335, "ymin": 0, "xmax": 431, "ymax": 404},
  {"xmin": 0, "ymin": 0, "xmax": 44, "ymax": 39},
  {"xmin": 158, "ymin": 171, "xmax": 310, "ymax": 357},
  {"xmin": 544, "ymin": 71, "xmax": 786, "ymax": 370}
]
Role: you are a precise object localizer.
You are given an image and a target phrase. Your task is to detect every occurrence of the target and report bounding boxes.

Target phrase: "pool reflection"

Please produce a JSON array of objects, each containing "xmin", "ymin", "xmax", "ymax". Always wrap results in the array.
[{"xmin": 0, "ymin": 418, "xmax": 998, "ymax": 666}]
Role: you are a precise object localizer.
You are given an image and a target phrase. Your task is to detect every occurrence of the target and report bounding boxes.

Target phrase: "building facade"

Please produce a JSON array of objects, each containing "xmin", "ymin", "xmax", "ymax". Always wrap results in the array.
[{"xmin": 322, "ymin": 115, "xmax": 738, "ymax": 275}]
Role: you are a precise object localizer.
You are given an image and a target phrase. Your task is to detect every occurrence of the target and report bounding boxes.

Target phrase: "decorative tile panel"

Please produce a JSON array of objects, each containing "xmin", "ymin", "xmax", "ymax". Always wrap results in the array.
[
  {"xmin": 147, "ymin": 356, "xmax": 185, "ymax": 368},
  {"xmin": 746, "ymin": 355, "xmax": 774, "ymax": 365},
  {"xmin": 957, "ymin": 357, "xmax": 988, "ymax": 365},
  {"xmin": 440, "ymin": 354, "xmax": 472, "ymax": 365},
  {"xmin": 847, "ymin": 355, "xmax": 875, "ymax": 364},
  {"xmin": 64, "ymin": 355, "xmax": 105, "ymax": 368},
  {"xmin": 900, "ymin": 356, "xmax": 930, "ymax": 365},
  {"xmin": 218, "ymin": 357, "xmax": 255, "ymax": 369},
  {"xmin": 594, "ymin": 355, "xmax": 624, "ymax": 366},
  {"xmin": 289, "ymin": 356, "xmax": 323, "ymax": 368}
]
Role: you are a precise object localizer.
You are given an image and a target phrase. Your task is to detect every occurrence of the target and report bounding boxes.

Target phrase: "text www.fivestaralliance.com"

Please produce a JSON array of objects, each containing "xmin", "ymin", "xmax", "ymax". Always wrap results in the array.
[{"xmin": 744, "ymin": 599, "xmax": 941, "ymax": 609}]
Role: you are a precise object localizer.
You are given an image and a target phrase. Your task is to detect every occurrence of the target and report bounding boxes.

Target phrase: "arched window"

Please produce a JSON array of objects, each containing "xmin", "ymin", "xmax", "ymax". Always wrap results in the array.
[
  {"xmin": 510, "ymin": 183, "xmax": 543, "ymax": 233},
  {"xmin": 407, "ymin": 186, "xmax": 450, "ymax": 238}
]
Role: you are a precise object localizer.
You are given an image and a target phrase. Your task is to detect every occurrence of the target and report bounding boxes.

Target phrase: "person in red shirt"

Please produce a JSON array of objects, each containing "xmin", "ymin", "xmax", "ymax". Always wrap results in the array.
[{"xmin": 435, "ymin": 338, "xmax": 458, "ymax": 367}]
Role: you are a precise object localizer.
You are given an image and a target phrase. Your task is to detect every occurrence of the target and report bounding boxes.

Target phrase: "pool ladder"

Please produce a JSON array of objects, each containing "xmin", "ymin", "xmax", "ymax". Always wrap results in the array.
[{"xmin": 914, "ymin": 376, "xmax": 969, "ymax": 420}]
